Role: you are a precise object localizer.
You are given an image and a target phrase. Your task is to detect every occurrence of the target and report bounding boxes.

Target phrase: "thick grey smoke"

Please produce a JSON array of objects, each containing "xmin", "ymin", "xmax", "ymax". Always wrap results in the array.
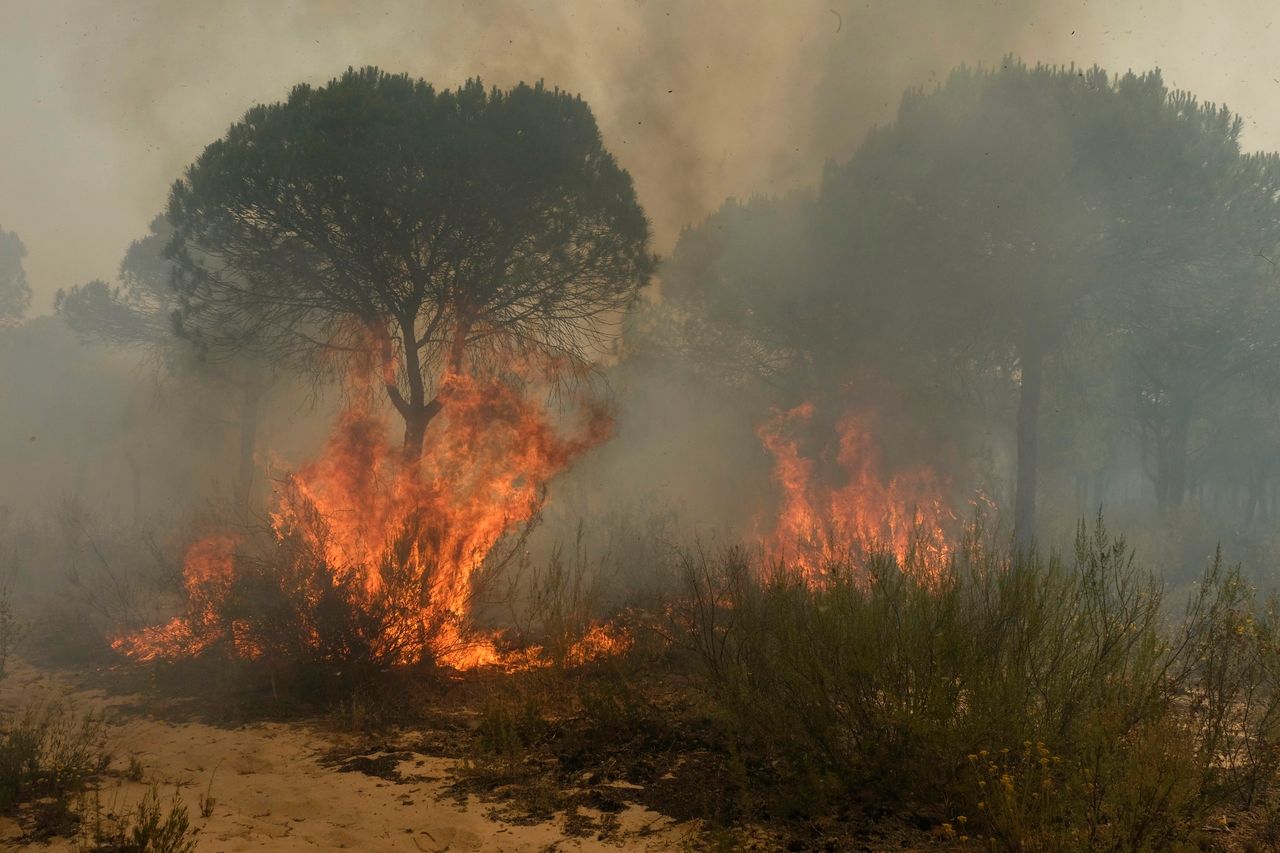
[
  {"xmin": 3, "ymin": 0, "xmax": 1280, "ymax": 586},
  {"xmin": 4, "ymin": 1, "xmax": 1279, "ymax": 311}
]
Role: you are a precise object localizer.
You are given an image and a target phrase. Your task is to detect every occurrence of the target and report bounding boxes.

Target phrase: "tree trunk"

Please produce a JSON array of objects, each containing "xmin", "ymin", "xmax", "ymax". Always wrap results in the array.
[
  {"xmin": 234, "ymin": 379, "xmax": 264, "ymax": 509},
  {"xmin": 1246, "ymin": 467, "xmax": 1271, "ymax": 526},
  {"xmin": 1167, "ymin": 410, "xmax": 1189, "ymax": 509},
  {"xmin": 396, "ymin": 316, "xmax": 465, "ymax": 460},
  {"xmin": 401, "ymin": 398, "xmax": 442, "ymax": 460},
  {"xmin": 1014, "ymin": 346, "xmax": 1044, "ymax": 552},
  {"xmin": 1155, "ymin": 401, "xmax": 1191, "ymax": 511},
  {"xmin": 403, "ymin": 409, "xmax": 428, "ymax": 459},
  {"xmin": 391, "ymin": 319, "xmax": 452, "ymax": 461}
]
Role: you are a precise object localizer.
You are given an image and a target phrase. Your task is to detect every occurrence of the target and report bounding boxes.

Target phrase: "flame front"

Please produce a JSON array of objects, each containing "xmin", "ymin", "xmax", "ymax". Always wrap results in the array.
[
  {"xmin": 112, "ymin": 534, "xmax": 240, "ymax": 661},
  {"xmin": 114, "ymin": 370, "xmax": 614, "ymax": 670},
  {"xmin": 756, "ymin": 401, "xmax": 954, "ymax": 584}
]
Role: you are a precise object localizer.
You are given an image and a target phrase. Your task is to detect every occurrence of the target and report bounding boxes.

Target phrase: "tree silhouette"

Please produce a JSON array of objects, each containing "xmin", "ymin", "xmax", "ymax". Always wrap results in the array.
[
  {"xmin": 828, "ymin": 61, "xmax": 1278, "ymax": 544},
  {"xmin": 0, "ymin": 227, "xmax": 30, "ymax": 323},
  {"xmin": 166, "ymin": 67, "xmax": 654, "ymax": 457},
  {"xmin": 58, "ymin": 216, "xmax": 273, "ymax": 508}
]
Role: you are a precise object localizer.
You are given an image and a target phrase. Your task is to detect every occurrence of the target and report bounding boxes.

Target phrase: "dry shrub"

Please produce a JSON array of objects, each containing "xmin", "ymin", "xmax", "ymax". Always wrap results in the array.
[
  {"xmin": 0, "ymin": 511, "xmax": 22, "ymax": 677},
  {"xmin": 27, "ymin": 498, "xmax": 184, "ymax": 664},
  {"xmin": 224, "ymin": 529, "xmax": 425, "ymax": 674},
  {"xmin": 504, "ymin": 527, "xmax": 608, "ymax": 668},
  {"xmin": 0, "ymin": 701, "xmax": 108, "ymax": 815},
  {"xmin": 78, "ymin": 783, "xmax": 198, "ymax": 853},
  {"xmin": 0, "ymin": 580, "xmax": 19, "ymax": 681},
  {"xmin": 0, "ymin": 700, "xmax": 109, "ymax": 845}
]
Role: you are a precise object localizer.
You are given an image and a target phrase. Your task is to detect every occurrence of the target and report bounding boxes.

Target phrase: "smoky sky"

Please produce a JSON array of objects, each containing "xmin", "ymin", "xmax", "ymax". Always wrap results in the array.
[{"xmin": 3, "ymin": 0, "xmax": 1280, "ymax": 315}]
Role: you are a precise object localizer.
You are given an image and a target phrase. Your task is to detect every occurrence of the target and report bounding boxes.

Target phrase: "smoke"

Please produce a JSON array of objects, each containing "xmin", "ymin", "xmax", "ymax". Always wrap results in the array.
[
  {"xmin": 3, "ymin": 0, "xmax": 1280, "ymax": 595},
  {"xmin": 5, "ymin": 1, "xmax": 1278, "ymax": 312}
]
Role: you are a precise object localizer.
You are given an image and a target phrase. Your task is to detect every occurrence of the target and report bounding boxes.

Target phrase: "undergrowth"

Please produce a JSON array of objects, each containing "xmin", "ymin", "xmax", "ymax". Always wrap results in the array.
[
  {"xmin": 54, "ymin": 514, "xmax": 1280, "ymax": 850},
  {"xmin": 676, "ymin": 520, "xmax": 1280, "ymax": 849}
]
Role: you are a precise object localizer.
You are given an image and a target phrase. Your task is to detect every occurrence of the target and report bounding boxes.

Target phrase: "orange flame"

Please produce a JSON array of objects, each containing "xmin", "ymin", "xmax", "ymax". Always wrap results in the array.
[
  {"xmin": 562, "ymin": 622, "xmax": 634, "ymax": 668},
  {"xmin": 112, "ymin": 535, "xmax": 240, "ymax": 661},
  {"xmin": 756, "ymin": 401, "xmax": 954, "ymax": 584},
  {"xmin": 114, "ymin": 368, "xmax": 615, "ymax": 670}
]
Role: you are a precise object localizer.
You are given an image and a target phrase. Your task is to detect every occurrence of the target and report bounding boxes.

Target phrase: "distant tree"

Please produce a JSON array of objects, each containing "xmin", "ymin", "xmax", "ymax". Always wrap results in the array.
[
  {"xmin": 57, "ymin": 216, "xmax": 272, "ymax": 508},
  {"xmin": 657, "ymin": 193, "xmax": 821, "ymax": 390},
  {"xmin": 1195, "ymin": 364, "xmax": 1280, "ymax": 525},
  {"xmin": 656, "ymin": 191, "xmax": 973, "ymax": 504},
  {"xmin": 166, "ymin": 67, "xmax": 654, "ymax": 458},
  {"xmin": 0, "ymin": 227, "xmax": 30, "ymax": 323},
  {"xmin": 1119, "ymin": 149, "xmax": 1280, "ymax": 510},
  {"xmin": 823, "ymin": 61, "xmax": 1271, "ymax": 546},
  {"xmin": 0, "ymin": 315, "xmax": 142, "ymax": 515},
  {"xmin": 57, "ymin": 217, "xmax": 179, "ymax": 351}
]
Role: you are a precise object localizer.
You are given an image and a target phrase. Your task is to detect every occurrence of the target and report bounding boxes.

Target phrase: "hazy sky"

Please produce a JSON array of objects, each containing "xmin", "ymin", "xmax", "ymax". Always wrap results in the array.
[{"xmin": 3, "ymin": 0, "xmax": 1279, "ymax": 314}]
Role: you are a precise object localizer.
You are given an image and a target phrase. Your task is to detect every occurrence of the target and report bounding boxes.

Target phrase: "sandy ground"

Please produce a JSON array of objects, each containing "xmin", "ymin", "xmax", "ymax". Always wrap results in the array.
[{"xmin": 0, "ymin": 659, "xmax": 693, "ymax": 851}]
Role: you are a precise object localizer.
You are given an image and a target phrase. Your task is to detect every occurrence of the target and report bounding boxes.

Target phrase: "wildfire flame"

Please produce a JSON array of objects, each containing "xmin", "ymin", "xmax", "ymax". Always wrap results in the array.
[
  {"xmin": 114, "ymin": 368, "xmax": 621, "ymax": 670},
  {"xmin": 756, "ymin": 400, "xmax": 954, "ymax": 584},
  {"xmin": 113, "ymin": 535, "xmax": 239, "ymax": 662}
]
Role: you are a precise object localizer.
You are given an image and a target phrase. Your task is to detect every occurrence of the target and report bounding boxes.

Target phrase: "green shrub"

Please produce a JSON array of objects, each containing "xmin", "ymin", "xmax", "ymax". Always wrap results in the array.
[{"xmin": 683, "ymin": 519, "xmax": 1280, "ymax": 848}]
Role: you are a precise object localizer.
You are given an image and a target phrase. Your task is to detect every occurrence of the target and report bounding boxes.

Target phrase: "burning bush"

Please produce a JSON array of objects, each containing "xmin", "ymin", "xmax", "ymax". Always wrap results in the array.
[
  {"xmin": 113, "ymin": 488, "xmax": 545, "ymax": 676},
  {"xmin": 112, "ymin": 368, "xmax": 620, "ymax": 676}
]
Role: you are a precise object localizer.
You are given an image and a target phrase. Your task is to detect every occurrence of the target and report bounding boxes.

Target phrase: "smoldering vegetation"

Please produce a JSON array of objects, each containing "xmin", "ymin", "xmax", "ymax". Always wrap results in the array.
[{"xmin": 6, "ymin": 43, "xmax": 1280, "ymax": 853}]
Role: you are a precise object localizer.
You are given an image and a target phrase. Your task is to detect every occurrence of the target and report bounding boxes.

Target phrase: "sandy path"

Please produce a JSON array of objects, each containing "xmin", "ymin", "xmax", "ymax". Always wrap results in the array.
[{"xmin": 0, "ymin": 660, "xmax": 690, "ymax": 851}]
